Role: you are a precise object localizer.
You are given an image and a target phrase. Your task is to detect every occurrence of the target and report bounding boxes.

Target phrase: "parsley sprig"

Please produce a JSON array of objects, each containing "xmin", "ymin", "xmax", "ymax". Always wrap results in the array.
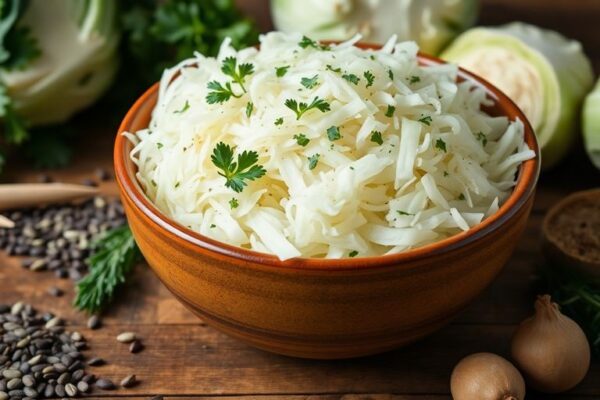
[
  {"xmin": 206, "ymin": 57, "xmax": 254, "ymax": 104},
  {"xmin": 284, "ymin": 97, "xmax": 330, "ymax": 120},
  {"xmin": 211, "ymin": 142, "xmax": 266, "ymax": 193}
]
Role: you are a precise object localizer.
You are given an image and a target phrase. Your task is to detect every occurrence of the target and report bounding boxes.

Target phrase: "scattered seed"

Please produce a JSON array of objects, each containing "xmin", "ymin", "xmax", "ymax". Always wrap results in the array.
[
  {"xmin": 87, "ymin": 315, "xmax": 102, "ymax": 330},
  {"xmin": 65, "ymin": 382, "xmax": 78, "ymax": 397},
  {"xmin": 120, "ymin": 374, "xmax": 137, "ymax": 388},
  {"xmin": 0, "ymin": 392, "xmax": 6, "ymax": 400},
  {"xmin": 44, "ymin": 317, "xmax": 62, "ymax": 329},
  {"xmin": 95, "ymin": 378, "xmax": 116, "ymax": 390},
  {"xmin": 129, "ymin": 340, "xmax": 143, "ymax": 354},
  {"xmin": 55, "ymin": 383, "xmax": 66, "ymax": 397},
  {"xmin": 77, "ymin": 380, "xmax": 89, "ymax": 393},
  {"xmin": 2, "ymin": 370, "xmax": 22, "ymax": 380},
  {"xmin": 87, "ymin": 357, "xmax": 105, "ymax": 366},
  {"xmin": 47, "ymin": 286, "xmax": 64, "ymax": 297},
  {"xmin": 23, "ymin": 386, "xmax": 37, "ymax": 398},
  {"xmin": 116, "ymin": 332, "xmax": 136, "ymax": 343}
]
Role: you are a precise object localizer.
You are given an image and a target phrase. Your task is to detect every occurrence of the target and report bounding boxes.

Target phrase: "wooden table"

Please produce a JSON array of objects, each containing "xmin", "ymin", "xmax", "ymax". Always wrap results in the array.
[{"xmin": 1, "ymin": 1, "xmax": 600, "ymax": 398}]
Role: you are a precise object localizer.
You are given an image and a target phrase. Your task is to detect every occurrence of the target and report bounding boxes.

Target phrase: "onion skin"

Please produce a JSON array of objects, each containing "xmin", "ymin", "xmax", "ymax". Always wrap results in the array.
[
  {"xmin": 511, "ymin": 295, "xmax": 591, "ymax": 393},
  {"xmin": 450, "ymin": 352, "xmax": 526, "ymax": 400}
]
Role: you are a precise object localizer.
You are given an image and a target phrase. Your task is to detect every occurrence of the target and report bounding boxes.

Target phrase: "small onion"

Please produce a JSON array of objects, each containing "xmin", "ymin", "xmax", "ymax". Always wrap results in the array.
[
  {"xmin": 450, "ymin": 352, "xmax": 526, "ymax": 400},
  {"xmin": 511, "ymin": 294, "xmax": 591, "ymax": 393}
]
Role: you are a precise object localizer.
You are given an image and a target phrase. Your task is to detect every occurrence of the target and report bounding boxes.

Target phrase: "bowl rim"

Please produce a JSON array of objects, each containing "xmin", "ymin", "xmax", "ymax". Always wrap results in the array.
[{"xmin": 114, "ymin": 45, "xmax": 540, "ymax": 271}]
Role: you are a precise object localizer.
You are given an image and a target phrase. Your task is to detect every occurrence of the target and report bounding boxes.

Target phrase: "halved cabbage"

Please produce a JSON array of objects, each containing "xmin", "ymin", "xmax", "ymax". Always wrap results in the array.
[
  {"xmin": 270, "ymin": 0, "xmax": 478, "ymax": 55},
  {"xmin": 0, "ymin": 0, "xmax": 119, "ymax": 126},
  {"xmin": 442, "ymin": 22, "xmax": 594, "ymax": 169},
  {"xmin": 582, "ymin": 79, "xmax": 600, "ymax": 169}
]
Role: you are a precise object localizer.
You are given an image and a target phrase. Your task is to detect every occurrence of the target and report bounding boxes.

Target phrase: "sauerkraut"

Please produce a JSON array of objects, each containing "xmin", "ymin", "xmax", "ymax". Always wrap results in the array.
[{"xmin": 126, "ymin": 32, "xmax": 534, "ymax": 261}]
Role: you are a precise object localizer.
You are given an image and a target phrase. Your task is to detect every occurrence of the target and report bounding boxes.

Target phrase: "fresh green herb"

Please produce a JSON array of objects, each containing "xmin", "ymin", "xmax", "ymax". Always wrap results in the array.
[
  {"xmin": 210, "ymin": 142, "xmax": 266, "ymax": 193},
  {"xmin": 458, "ymin": 193, "xmax": 465, "ymax": 200},
  {"xmin": 175, "ymin": 181, "xmax": 180, "ymax": 188},
  {"xmin": 206, "ymin": 80, "xmax": 241, "ymax": 104},
  {"xmin": 342, "ymin": 73, "xmax": 360, "ymax": 85},
  {"xmin": 174, "ymin": 100, "xmax": 190, "ymax": 114},
  {"xmin": 301, "ymin": 74, "xmax": 319, "ymax": 89},
  {"xmin": 388, "ymin": 69, "xmax": 394, "ymax": 80},
  {"xmin": 293, "ymin": 133, "xmax": 310, "ymax": 147},
  {"xmin": 151, "ymin": 179, "xmax": 157, "ymax": 187},
  {"xmin": 157, "ymin": 142, "xmax": 164, "ymax": 149},
  {"xmin": 229, "ymin": 198, "xmax": 239, "ymax": 209},
  {"xmin": 385, "ymin": 105, "xmax": 395, "ymax": 118},
  {"xmin": 348, "ymin": 250, "xmax": 359, "ymax": 257},
  {"xmin": 74, "ymin": 226, "xmax": 141, "ymax": 313},
  {"xmin": 327, "ymin": 125, "xmax": 341, "ymax": 141},
  {"xmin": 541, "ymin": 263, "xmax": 600, "ymax": 355},
  {"xmin": 419, "ymin": 115, "xmax": 433, "ymax": 126},
  {"xmin": 246, "ymin": 101, "xmax": 253, "ymax": 118},
  {"xmin": 210, "ymin": 224, "xmax": 216, "ymax": 228},
  {"xmin": 326, "ymin": 64, "xmax": 341, "ymax": 73},
  {"xmin": 397, "ymin": 210, "xmax": 414, "ymax": 216},
  {"xmin": 370, "ymin": 131, "xmax": 383, "ymax": 145},
  {"xmin": 308, "ymin": 153, "xmax": 320, "ymax": 170},
  {"xmin": 435, "ymin": 138, "xmax": 447, "ymax": 152},
  {"xmin": 275, "ymin": 65, "xmax": 290, "ymax": 77},
  {"xmin": 409, "ymin": 75, "xmax": 421, "ymax": 84},
  {"xmin": 369, "ymin": 55, "xmax": 375, "ymax": 61},
  {"xmin": 284, "ymin": 96, "xmax": 330, "ymax": 120},
  {"xmin": 221, "ymin": 56, "xmax": 254, "ymax": 93},
  {"xmin": 274, "ymin": 117, "xmax": 284, "ymax": 126},
  {"xmin": 443, "ymin": 171, "xmax": 449, "ymax": 177},
  {"xmin": 364, "ymin": 70, "xmax": 375, "ymax": 88},
  {"xmin": 476, "ymin": 131, "xmax": 488, "ymax": 146},
  {"xmin": 298, "ymin": 35, "xmax": 329, "ymax": 50}
]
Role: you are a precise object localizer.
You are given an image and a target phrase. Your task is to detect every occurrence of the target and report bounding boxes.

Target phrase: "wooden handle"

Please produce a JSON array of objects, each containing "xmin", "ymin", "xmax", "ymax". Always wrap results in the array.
[{"xmin": 0, "ymin": 183, "xmax": 99, "ymax": 211}]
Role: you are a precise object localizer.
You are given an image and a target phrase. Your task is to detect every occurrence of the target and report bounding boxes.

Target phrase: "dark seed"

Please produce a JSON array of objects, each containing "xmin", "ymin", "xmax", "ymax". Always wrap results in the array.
[
  {"xmin": 22, "ymin": 375, "xmax": 35, "ymax": 387},
  {"xmin": 87, "ymin": 357, "xmax": 105, "ymax": 366},
  {"xmin": 95, "ymin": 378, "xmax": 115, "ymax": 390},
  {"xmin": 86, "ymin": 315, "xmax": 101, "ymax": 330},
  {"xmin": 129, "ymin": 340, "xmax": 143, "ymax": 354},
  {"xmin": 120, "ymin": 374, "xmax": 137, "ymax": 388},
  {"xmin": 47, "ymin": 287, "xmax": 64, "ymax": 297},
  {"xmin": 23, "ymin": 386, "xmax": 37, "ymax": 398},
  {"xmin": 76, "ymin": 380, "xmax": 89, "ymax": 393},
  {"xmin": 44, "ymin": 384, "xmax": 54, "ymax": 398},
  {"xmin": 54, "ymin": 383, "xmax": 66, "ymax": 397}
]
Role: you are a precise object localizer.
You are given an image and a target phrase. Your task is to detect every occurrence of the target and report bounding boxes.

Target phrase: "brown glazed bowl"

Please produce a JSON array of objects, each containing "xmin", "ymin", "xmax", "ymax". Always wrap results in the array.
[{"xmin": 114, "ymin": 45, "xmax": 540, "ymax": 359}]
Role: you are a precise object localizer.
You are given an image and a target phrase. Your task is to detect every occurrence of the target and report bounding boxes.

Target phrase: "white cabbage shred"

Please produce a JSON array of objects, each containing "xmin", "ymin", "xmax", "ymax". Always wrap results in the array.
[{"xmin": 126, "ymin": 32, "xmax": 534, "ymax": 261}]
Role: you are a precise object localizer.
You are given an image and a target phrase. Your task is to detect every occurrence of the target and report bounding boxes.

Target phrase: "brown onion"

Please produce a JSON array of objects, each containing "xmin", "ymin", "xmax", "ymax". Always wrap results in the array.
[
  {"xmin": 511, "ymin": 294, "xmax": 590, "ymax": 393},
  {"xmin": 450, "ymin": 352, "xmax": 525, "ymax": 400}
]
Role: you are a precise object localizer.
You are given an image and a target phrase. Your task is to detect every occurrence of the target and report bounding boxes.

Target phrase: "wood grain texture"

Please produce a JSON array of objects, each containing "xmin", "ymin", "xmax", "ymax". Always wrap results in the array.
[{"xmin": 1, "ymin": 0, "xmax": 600, "ymax": 397}]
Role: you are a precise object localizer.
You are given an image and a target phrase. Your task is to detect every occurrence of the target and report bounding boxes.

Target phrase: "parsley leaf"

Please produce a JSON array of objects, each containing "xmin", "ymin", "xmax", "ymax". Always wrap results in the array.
[
  {"xmin": 308, "ymin": 153, "xmax": 320, "ymax": 170},
  {"xmin": 1, "ymin": 26, "xmax": 40, "ymax": 71},
  {"xmin": 370, "ymin": 131, "xmax": 383, "ymax": 145},
  {"xmin": 298, "ymin": 35, "xmax": 329, "ymax": 50},
  {"xmin": 476, "ymin": 132, "xmax": 488, "ymax": 146},
  {"xmin": 326, "ymin": 64, "xmax": 341, "ymax": 73},
  {"xmin": 229, "ymin": 198, "xmax": 239, "ymax": 209},
  {"xmin": 409, "ymin": 75, "xmax": 421, "ymax": 84},
  {"xmin": 435, "ymin": 138, "xmax": 447, "ymax": 152},
  {"xmin": 221, "ymin": 56, "xmax": 254, "ymax": 93},
  {"xmin": 246, "ymin": 101, "xmax": 253, "ymax": 118},
  {"xmin": 419, "ymin": 115, "xmax": 433, "ymax": 126},
  {"xmin": 157, "ymin": 142, "xmax": 164, "ymax": 149},
  {"xmin": 385, "ymin": 105, "xmax": 396, "ymax": 118},
  {"xmin": 284, "ymin": 96, "xmax": 330, "ymax": 120},
  {"xmin": 364, "ymin": 70, "xmax": 375, "ymax": 88},
  {"xmin": 174, "ymin": 100, "xmax": 190, "ymax": 114},
  {"xmin": 274, "ymin": 117, "xmax": 284, "ymax": 126},
  {"xmin": 275, "ymin": 65, "xmax": 290, "ymax": 77},
  {"xmin": 206, "ymin": 80, "xmax": 241, "ymax": 104},
  {"xmin": 348, "ymin": 250, "xmax": 359, "ymax": 257},
  {"xmin": 327, "ymin": 125, "xmax": 341, "ymax": 141},
  {"xmin": 293, "ymin": 133, "xmax": 310, "ymax": 147},
  {"xmin": 397, "ymin": 210, "xmax": 414, "ymax": 216},
  {"xmin": 301, "ymin": 74, "xmax": 319, "ymax": 89},
  {"xmin": 458, "ymin": 193, "xmax": 465, "ymax": 200},
  {"xmin": 388, "ymin": 69, "xmax": 394, "ymax": 80},
  {"xmin": 342, "ymin": 73, "xmax": 360, "ymax": 85},
  {"xmin": 211, "ymin": 142, "xmax": 266, "ymax": 193}
]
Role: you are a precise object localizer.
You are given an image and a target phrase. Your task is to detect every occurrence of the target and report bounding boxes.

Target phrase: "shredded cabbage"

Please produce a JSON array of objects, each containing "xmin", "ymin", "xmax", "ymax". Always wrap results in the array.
[{"xmin": 126, "ymin": 32, "xmax": 534, "ymax": 260}]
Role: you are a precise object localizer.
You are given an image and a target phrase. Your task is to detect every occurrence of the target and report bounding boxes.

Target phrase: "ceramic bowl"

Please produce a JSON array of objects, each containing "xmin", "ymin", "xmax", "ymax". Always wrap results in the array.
[{"xmin": 114, "ymin": 46, "xmax": 540, "ymax": 359}]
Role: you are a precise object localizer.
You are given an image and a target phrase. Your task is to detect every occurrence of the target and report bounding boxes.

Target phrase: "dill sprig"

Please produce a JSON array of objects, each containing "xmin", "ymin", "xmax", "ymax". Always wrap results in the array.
[{"xmin": 74, "ymin": 225, "xmax": 141, "ymax": 314}]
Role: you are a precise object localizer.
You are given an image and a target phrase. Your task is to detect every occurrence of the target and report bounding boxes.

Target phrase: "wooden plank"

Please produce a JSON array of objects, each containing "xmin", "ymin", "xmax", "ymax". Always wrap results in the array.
[{"xmin": 24, "ymin": 324, "xmax": 595, "ymax": 397}]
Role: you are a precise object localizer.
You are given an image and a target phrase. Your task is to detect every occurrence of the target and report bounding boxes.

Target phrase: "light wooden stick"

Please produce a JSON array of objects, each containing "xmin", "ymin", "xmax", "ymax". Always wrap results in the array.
[
  {"xmin": 0, "ymin": 214, "xmax": 15, "ymax": 228},
  {"xmin": 0, "ymin": 183, "xmax": 99, "ymax": 211}
]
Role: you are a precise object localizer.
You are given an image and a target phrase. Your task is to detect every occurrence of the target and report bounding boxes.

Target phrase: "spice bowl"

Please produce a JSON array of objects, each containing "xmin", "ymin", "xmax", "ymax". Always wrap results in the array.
[{"xmin": 114, "ymin": 48, "xmax": 540, "ymax": 359}]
